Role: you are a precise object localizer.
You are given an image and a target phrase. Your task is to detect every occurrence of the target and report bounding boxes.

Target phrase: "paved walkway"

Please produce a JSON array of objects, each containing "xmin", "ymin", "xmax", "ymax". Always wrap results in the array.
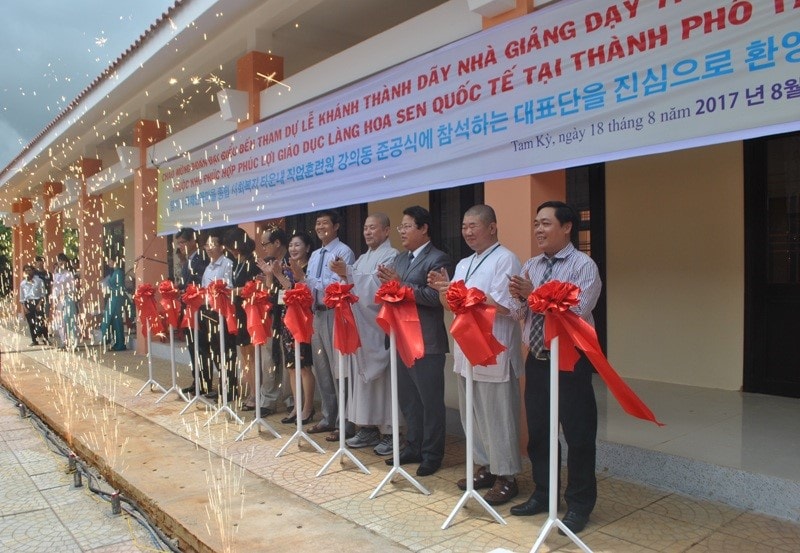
[
  {"xmin": 2, "ymin": 322, "xmax": 800, "ymax": 552},
  {"xmin": 0, "ymin": 388, "xmax": 158, "ymax": 552}
]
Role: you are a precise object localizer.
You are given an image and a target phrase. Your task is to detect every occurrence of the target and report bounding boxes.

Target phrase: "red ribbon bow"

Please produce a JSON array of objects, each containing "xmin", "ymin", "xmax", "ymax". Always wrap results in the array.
[
  {"xmin": 528, "ymin": 280, "xmax": 663, "ymax": 426},
  {"xmin": 181, "ymin": 284, "xmax": 206, "ymax": 329},
  {"xmin": 158, "ymin": 279, "xmax": 181, "ymax": 329},
  {"xmin": 241, "ymin": 280, "xmax": 272, "ymax": 346},
  {"xmin": 133, "ymin": 283, "xmax": 164, "ymax": 338},
  {"xmin": 446, "ymin": 280, "xmax": 506, "ymax": 367},
  {"xmin": 375, "ymin": 280, "xmax": 424, "ymax": 367},
  {"xmin": 283, "ymin": 283, "xmax": 314, "ymax": 343},
  {"xmin": 206, "ymin": 280, "xmax": 238, "ymax": 335},
  {"xmin": 323, "ymin": 282, "xmax": 361, "ymax": 355}
]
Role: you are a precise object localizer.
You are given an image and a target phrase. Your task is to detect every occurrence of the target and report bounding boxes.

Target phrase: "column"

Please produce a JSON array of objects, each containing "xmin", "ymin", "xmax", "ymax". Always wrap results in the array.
[
  {"xmin": 133, "ymin": 119, "xmax": 168, "ymax": 354},
  {"xmin": 11, "ymin": 199, "xmax": 35, "ymax": 309},
  {"xmin": 236, "ymin": 51, "xmax": 284, "ymax": 130},
  {"xmin": 78, "ymin": 158, "xmax": 104, "ymax": 320},
  {"xmin": 43, "ymin": 182, "xmax": 64, "ymax": 264}
]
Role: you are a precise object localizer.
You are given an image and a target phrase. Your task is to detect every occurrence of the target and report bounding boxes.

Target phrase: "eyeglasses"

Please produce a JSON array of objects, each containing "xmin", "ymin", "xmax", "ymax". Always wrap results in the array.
[{"xmin": 396, "ymin": 224, "xmax": 416, "ymax": 233}]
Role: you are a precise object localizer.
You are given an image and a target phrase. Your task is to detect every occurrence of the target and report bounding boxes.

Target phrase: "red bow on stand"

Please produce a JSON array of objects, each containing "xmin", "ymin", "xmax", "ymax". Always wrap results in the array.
[
  {"xmin": 133, "ymin": 283, "xmax": 164, "ymax": 338},
  {"xmin": 283, "ymin": 283, "xmax": 314, "ymax": 343},
  {"xmin": 323, "ymin": 282, "xmax": 361, "ymax": 355},
  {"xmin": 158, "ymin": 279, "xmax": 181, "ymax": 329},
  {"xmin": 374, "ymin": 280, "xmax": 424, "ymax": 367},
  {"xmin": 240, "ymin": 280, "xmax": 272, "ymax": 346},
  {"xmin": 446, "ymin": 280, "xmax": 506, "ymax": 367},
  {"xmin": 206, "ymin": 280, "xmax": 238, "ymax": 335},
  {"xmin": 180, "ymin": 284, "xmax": 205, "ymax": 329},
  {"xmin": 528, "ymin": 280, "xmax": 663, "ymax": 426}
]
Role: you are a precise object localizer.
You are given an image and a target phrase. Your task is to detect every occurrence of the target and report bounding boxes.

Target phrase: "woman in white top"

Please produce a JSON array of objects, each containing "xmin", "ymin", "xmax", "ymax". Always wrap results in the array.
[{"xmin": 51, "ymin": 253, "xmax": 78, "ymax": 350}]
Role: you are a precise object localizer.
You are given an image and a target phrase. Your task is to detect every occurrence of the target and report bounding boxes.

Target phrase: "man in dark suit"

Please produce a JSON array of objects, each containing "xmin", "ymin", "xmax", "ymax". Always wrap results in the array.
[
  {"xmin": 174, "ymin": 228, "xmax": 209, "ymax": 395},
  {"xmin": 377, "ymin": 205, "xmax": 452, "ymax": 476}
]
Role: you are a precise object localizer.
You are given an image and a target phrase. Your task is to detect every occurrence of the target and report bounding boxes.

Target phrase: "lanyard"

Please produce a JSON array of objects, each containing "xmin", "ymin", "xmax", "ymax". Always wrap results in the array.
[{"xmin": 465, "ymin": 243, "xmax": 501, "ymax": 283}]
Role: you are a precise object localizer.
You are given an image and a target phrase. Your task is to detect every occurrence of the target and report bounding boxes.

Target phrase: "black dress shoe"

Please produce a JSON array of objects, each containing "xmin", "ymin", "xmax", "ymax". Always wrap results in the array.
[
  {"xmin": 281, "ymin": 412, "xmax": 297, "ymax": 424},
  {"xmin": 181, "ymin": 386, "xmax": 196, "ymax": 397},
  {"xmin": 300, "ymin": 408, "xmax": 315, "ymax": 425},
  {"xmin": 385, "ymin": 448, "xmax": 421, "ymax": 466},
  {"xmin": 510, "ymin": 494, "xmax": 549, "ymax": 516},
  {"xmin": 259, "ymin": 407, "xmax": 274, "ymax": 418},
  {"xmin": 559, "ymin": 511, "xmax": 589, "ymax": 535},
  {"xmin": 204, "ymin": 391, "xmax": 219, "ymax": 401},
  {"xmin": 416, "ymin": 463, "xmax": 440, "ymax": 477}
]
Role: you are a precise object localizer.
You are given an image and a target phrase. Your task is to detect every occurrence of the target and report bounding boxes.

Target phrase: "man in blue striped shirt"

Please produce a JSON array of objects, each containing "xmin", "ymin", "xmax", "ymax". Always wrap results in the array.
[{"xmin": 508, "ymin": 201, "xmax": 602, "ymax": 536}]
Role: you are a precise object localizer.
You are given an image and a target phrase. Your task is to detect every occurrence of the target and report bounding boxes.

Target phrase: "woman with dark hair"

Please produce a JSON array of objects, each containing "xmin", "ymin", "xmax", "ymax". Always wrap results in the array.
[
  {"xmin": 51, "ymin": 253, "xmax": 78, "ymax": 351},
  {"xmin": 268, "ymin": 231, "xmax": 316, "ymax": 424},
  {"xmin": 224, "ymin": 227, "xmax": 262, "ymax": 408}
]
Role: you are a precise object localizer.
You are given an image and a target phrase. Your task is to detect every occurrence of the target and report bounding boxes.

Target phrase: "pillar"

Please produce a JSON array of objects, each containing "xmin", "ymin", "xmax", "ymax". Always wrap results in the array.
[
  {"xmin": 78, "ymin": 158, "xmax": 104, "ymax": 319},
  {"xmin": 43, "ymin": 182, "xmax": 64, "ymax": 265},
  {"xmin": 236, "ymin": 51, "xmax": 284, "ymax": 130},
  {"xmin": 11, "ymin": 199, "xmax": 35, "ymax": 308},
  {"xmin": 133, "ymin": 119, "xmax": 168, "ymax": 353}
]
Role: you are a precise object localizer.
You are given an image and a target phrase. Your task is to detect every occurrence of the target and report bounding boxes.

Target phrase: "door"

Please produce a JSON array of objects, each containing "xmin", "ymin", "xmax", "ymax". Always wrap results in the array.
[{"xmin": 745, "ymin": 132, "xmax": 800, "ymax": 397}]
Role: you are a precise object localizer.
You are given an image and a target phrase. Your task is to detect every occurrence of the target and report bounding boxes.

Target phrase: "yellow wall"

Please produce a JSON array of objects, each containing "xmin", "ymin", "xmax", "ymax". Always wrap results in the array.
[
  {"xmin": 102, "ymin": 183, "xmax": 141, "ymax": 276},
  {"xmin": 369, "ymin": 192, "xmax": 429, "ymax": 252},
  {"xmin": 606, "ymin": 142, "xmax": 744, "ymax": 390}
]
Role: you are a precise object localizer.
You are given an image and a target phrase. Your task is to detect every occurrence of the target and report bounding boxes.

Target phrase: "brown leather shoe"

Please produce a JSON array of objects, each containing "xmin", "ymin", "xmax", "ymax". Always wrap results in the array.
[
  {"xmin": 457, "ymin": 466, "xmax": 497, "ymax": 491},
  {"xmin": 483, "ymin": 476, "xmax": 519, "ymax": 506}
]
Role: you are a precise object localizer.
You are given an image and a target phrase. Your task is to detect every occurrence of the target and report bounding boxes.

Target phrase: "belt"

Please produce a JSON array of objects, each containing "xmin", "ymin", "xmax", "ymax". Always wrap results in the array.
[
  {"xmin": 314, "ymin": 304, "xmax": 330, "ymax": 312},
  {"xmin": 534, "ymin": 350, "xmax": 550, "ymax": 361}
]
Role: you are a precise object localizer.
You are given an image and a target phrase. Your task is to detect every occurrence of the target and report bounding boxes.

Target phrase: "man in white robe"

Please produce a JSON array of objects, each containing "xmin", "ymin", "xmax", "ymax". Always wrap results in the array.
[{"xmin": 331, "ymin": 213, "xmax": 398, "ymax": 455}]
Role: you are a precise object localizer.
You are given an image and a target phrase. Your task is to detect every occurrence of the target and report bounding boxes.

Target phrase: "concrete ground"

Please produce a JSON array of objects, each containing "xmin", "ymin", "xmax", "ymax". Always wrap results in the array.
[{"xmin": 2, "ymin": 323, "xmax": 800, "ymax": 552}]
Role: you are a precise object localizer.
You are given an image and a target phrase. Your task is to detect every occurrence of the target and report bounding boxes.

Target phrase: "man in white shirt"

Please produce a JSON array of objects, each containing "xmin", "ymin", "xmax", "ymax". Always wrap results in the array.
[
  {"xmin": 304, "ymin": 210, "xmax": 356, "ymax": 438},
  {"xmin": 198, "ymin": 230, "xmax": 235, "ymax": 399},
  {"xmin": 20, "ymin": 264, "xmax": 48, "ymax": 346},
  {"xmin": 430, "ymin": 204, "xmax": 523, "ymax": 504}
]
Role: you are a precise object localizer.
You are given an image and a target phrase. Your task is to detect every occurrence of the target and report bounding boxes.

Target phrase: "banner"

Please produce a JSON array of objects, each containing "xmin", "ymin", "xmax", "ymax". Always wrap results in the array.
[{"xmin": 158, "ymin": 0, "xmax": 800, "ymax": 233}]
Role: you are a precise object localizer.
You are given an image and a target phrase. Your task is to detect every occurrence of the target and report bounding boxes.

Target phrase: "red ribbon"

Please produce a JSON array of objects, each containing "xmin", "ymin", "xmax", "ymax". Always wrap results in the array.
[
  {"xmin": 323, "ymin": 282, "xmax": 361, "ymax": 355},
  {"xmin": 283, "ymin": 283, "xmax": 314, "ymax": 343},
  {"xmin": 206, "ymin": 280, "xmax": 238, "ymax": 335},
  {"xmin": 158, "ymin": 279, "xmax": 181, "ymax": 329},
  {"xmin": 374, "ymin": 281, "xmax": 424, "ymax": 367},
  {"xmin": 528, "ymin": 280, "xmax": 663, "ymax": 426},
  {"xmin": 240, "ymin": 280, "xmax": 272, "ymax": 346},
  {"xmin": 133, "ymin": 283, "xmax": 164, "ymax": 338},
  {"xmin": 181, "ymin": 284, "xmax": 205, "ymax": 329},
  {"xmin": 446, "ymin": 280, "xmax": 506, "ymax": 367}
]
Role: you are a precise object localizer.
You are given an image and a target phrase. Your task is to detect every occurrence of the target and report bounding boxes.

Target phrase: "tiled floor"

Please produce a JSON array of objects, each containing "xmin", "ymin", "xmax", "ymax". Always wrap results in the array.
[{"xmin": 2, "ymin": 319, "xmax": 800, "ymax": 552}]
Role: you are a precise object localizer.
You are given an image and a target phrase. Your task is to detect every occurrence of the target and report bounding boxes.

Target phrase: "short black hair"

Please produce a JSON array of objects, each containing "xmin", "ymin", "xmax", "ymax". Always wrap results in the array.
[
  {"xmin": 175, "ymin": 227, "xmax": 198, "ymax": 241},
  {"xmin": 537, "ymin": 200, "xmax": 578, "ymax": 229},
  {"xmin": 265, "ymin": 228, "xmax": 289, "ymax": 248},
  {"xmin": 402, "ymin": 205, "xmax": 432, "ymax": 237},
  {"xmin": 316, "ymin": 209, "xmax": 340, "ymax": 226},
  {"xmin": 223, "ymin": 227, "xmax": 255, "ymax": 256}
]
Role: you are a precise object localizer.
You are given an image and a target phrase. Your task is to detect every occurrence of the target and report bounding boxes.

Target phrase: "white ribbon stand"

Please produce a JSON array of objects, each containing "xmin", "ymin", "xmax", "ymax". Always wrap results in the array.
[
  {"xmin": 442, "ymin": 361, "xmax": 505, "ymax": 528},
  {"xmin": 370, "ymin": 330, "xmax": 429, "ymax": 498},
  {"xmin": 156, "ymin": 325, "xmax": 189, "ymax": 403},
  {"xmin": 317, "ymin": 349, "xmax": 370, "ymax": 476},
  {"xmin": 236, "ymin": 343, "xmax": 281, "ymax": 440},
  {"xmin": 205, "ymin": 316, "xmax": 243, "ymax": 425},
  {"xmin": 277, "ymin": 339, "xmax": 325, "ymax": 456},
  {"xmin": 530, "ymin": 336, "xmax": 593, "ymax": 553},
  {"xmin": 180, "ymin": 311, "xmax": 215, "ymax": 414},
  {"xmin": 135, "ymin": 325, "xmax": 167, "ymax": 396}
]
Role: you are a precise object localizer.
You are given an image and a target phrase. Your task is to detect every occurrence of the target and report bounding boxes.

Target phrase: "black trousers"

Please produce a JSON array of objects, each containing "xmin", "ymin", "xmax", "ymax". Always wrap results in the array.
[
  {"xmin": 397, "ymin": 353, "xmax": 446, "ymax": 467},
  {"xmin": 525, "ymin": 352, "xmax": 597, "ymax": 516},
  {"xmin": 24, "ymin": 300, "xmax": 48, "ymax": 342},
  {"xmin": 198, "ymin": 309, "xmax": 238, "ymax": 396}
]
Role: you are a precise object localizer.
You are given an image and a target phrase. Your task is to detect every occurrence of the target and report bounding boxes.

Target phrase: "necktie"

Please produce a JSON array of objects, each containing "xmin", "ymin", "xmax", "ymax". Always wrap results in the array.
[
  {"xmin": 409, "ymin": 252, "xmax": 414, "ymax": 263},
  {"xmin": 314, "ymin": 248, "xmax": 326, "ymax": 306},
  {"xmin": 529, "ymin": 257, "xmax": 556, "ymax": 355}
]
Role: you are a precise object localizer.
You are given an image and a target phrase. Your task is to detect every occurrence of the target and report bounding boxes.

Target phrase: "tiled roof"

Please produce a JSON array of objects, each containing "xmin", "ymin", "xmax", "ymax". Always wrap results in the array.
[{"xmin": 0, "ymin": 0, "xmax": 185, "ymax": 183}]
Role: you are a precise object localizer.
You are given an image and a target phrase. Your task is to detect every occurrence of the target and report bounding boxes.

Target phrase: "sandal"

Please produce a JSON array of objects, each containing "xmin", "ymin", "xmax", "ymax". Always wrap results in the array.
[{"xmin": 306, "ymin": 423, "xmax": 335, "ymax": 434}]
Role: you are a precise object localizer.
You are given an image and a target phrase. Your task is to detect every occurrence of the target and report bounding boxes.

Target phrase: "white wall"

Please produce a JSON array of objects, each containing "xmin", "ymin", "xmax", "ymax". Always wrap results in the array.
[{"xmin": 606, "ymin": 142, "xmax": 744, "ymax": 390}]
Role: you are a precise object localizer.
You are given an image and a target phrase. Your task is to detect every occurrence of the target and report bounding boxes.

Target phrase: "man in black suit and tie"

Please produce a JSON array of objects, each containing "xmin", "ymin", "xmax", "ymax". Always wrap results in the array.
[
  {"xmin": 377, "ymin": 205, "xmax": 452, "ymax": 476},
  {"xmin": 174, "ymin": 228, "xmax": 209, "ymax": 395}
]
